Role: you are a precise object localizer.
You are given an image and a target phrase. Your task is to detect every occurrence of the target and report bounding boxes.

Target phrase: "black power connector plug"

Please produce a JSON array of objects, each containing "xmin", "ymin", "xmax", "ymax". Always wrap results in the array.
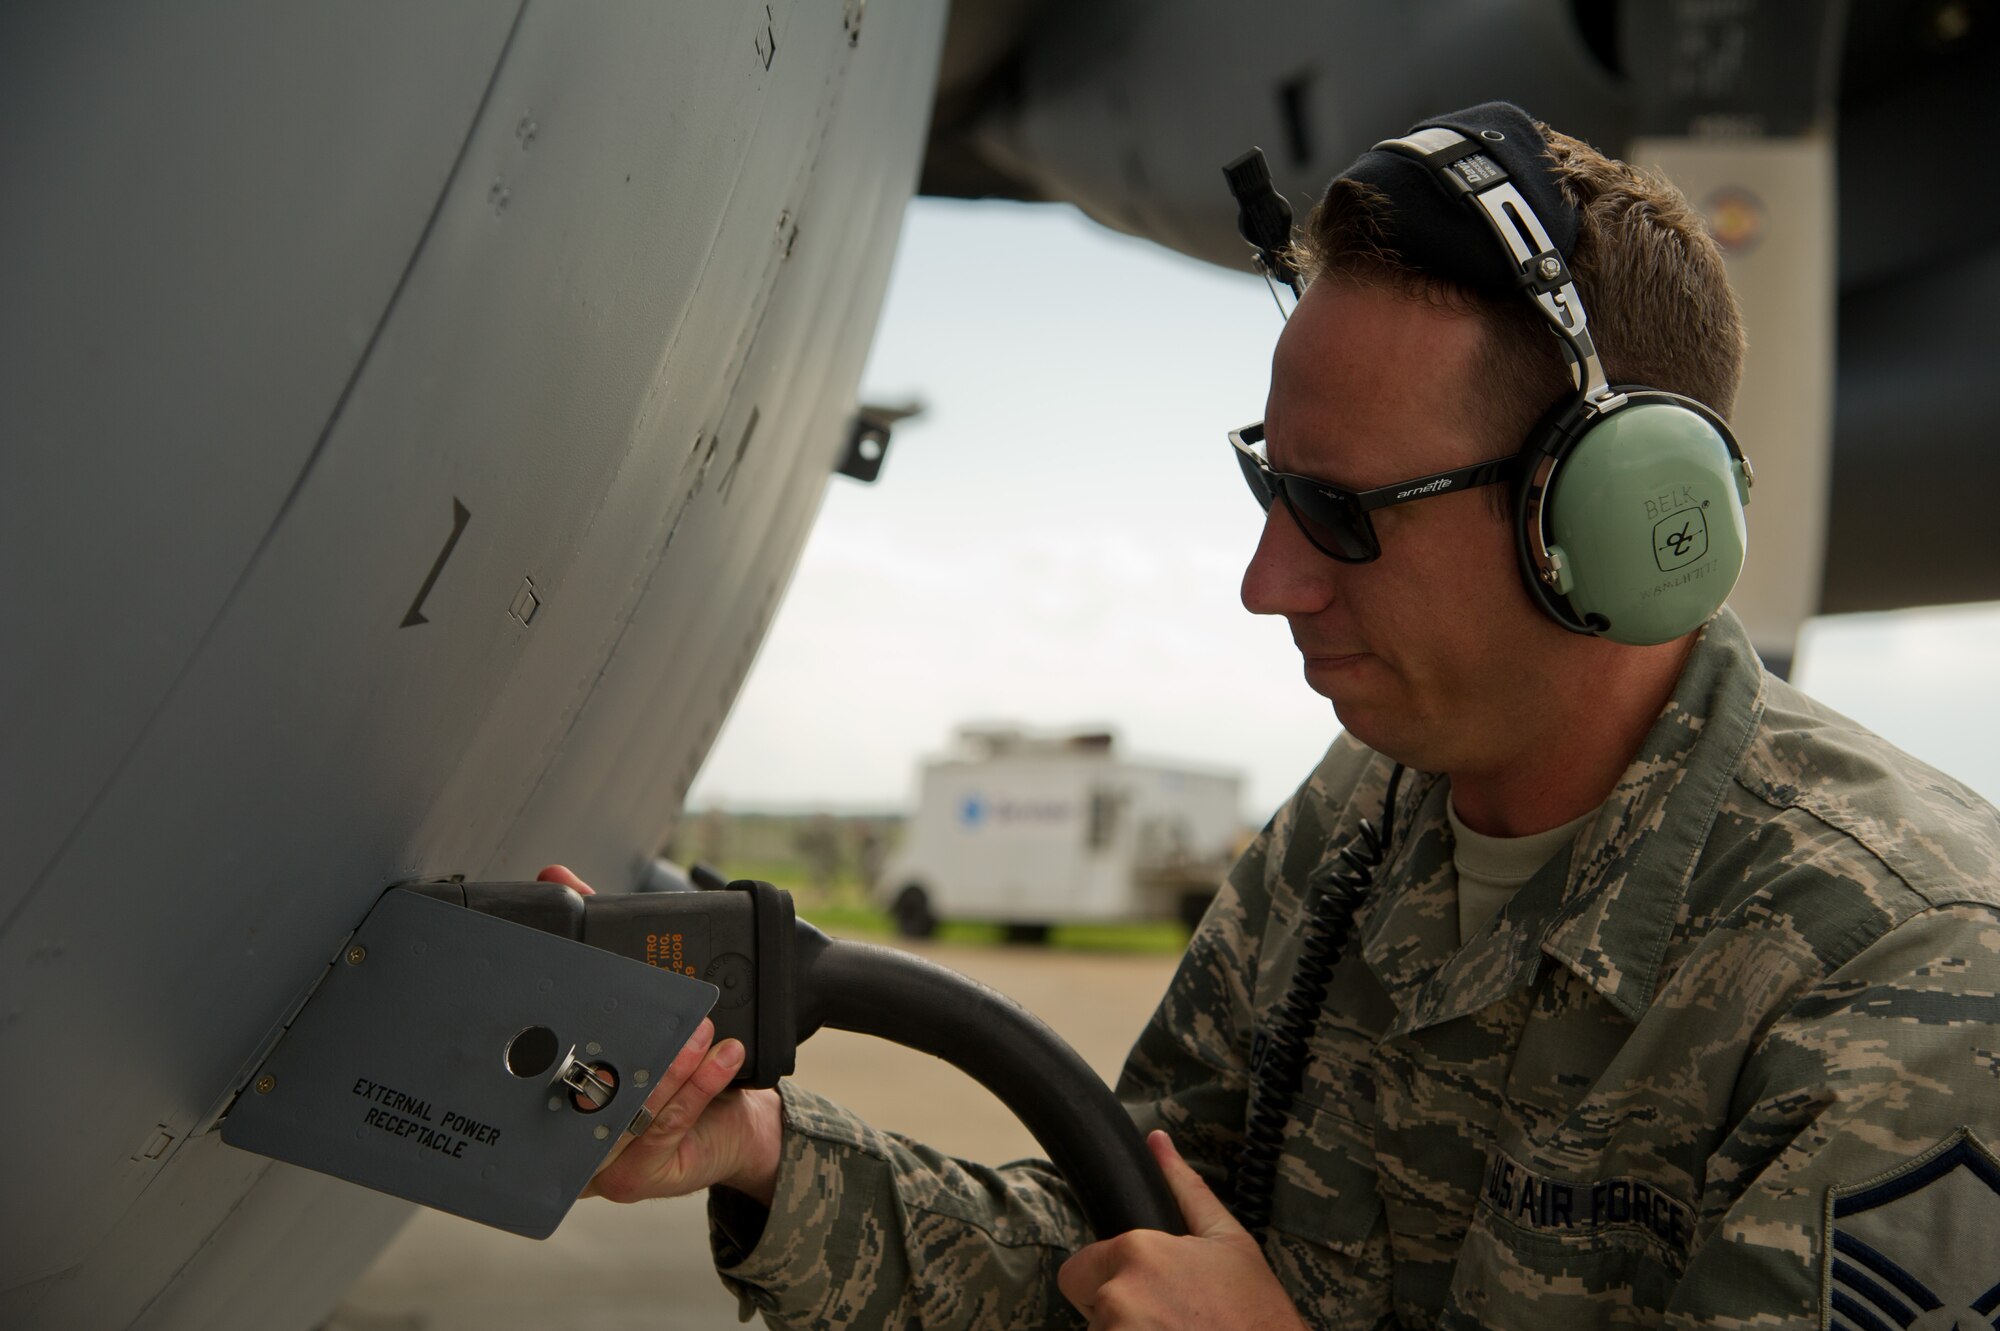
[
  {"xmin": 394, "ymin": 877, "xmax": 1181, "ymax": 1236},
  {"xmin": 404, "ymin": 878, "xmax": 800, "ymax": 1088}
]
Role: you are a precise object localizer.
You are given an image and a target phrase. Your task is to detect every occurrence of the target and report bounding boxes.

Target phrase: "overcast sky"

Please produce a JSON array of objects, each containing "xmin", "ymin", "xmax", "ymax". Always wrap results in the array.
[{"xmin": 687, "ymin": 197, "xmax": 2000, "ymax": 820}]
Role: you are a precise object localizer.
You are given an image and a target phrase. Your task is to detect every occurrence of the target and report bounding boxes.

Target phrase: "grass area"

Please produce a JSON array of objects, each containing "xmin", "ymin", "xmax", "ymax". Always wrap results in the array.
[
  {"xmin": 715, "ymin": 859, "xmax": 877, "ymax": 898},
  {"xmin": 797, "ymin": 902, "xmax": 1190, "ymax": 955}
]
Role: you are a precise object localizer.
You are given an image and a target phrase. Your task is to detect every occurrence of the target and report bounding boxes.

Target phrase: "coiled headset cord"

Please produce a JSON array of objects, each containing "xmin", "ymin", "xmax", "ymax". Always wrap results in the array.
[{"xmin": 1234, "ymin": 763, "xmax": 1405, "ymax": 1239}]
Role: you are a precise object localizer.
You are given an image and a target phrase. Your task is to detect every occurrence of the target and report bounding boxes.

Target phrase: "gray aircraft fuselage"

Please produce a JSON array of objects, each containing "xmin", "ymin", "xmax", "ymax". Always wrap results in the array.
[{"xmin": 1, "ymin": 3, "xmax": 947, "ymax": 1327}]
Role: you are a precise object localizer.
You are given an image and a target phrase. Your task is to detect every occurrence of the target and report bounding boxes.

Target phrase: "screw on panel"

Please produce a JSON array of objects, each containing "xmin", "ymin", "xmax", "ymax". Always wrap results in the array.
[
  {"xmin": 592, "ymin": 1125, "xmax": 611, "ymax": 1141},
  {"xmin": 1538, "ymin": 256, "xmax": 1561, "ymax": 281},
  {"xmin": 256, "ymin": 1075, "xmax": 277, "ymax": 1094},
  {"xmin": 347, "ymin": 946, "xmax": 367, "ymax": 965}
]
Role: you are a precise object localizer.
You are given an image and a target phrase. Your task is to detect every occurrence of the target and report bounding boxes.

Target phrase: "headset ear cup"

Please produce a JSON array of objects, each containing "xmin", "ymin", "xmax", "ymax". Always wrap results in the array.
[
  {"xmin": 1513, "ymin": 398, "xmax": 1599, "ymax": 635},
  {"xmin": 1535, "ymin": 391, "xmax": 1748, "ymax": 645}
]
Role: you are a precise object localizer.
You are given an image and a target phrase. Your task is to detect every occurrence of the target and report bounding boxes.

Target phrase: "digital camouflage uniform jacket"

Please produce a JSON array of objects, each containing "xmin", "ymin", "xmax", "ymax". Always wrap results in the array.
[{"xmin": 711, "ymin": 610, "xmax": 2000, "ymax": 1328}]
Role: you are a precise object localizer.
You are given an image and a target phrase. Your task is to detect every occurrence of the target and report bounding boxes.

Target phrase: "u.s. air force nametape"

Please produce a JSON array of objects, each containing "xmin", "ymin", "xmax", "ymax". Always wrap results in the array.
[{"xmin": 1480, "ymin": 1149, "xmax": 1695, "ymax": 1254}]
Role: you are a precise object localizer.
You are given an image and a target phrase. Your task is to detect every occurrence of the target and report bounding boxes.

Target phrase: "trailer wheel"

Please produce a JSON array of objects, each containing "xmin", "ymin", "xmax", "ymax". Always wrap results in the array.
[
  {"xmin": 893, "ymin": 885, "xmax": 936, "ymax": 938},
  {"xmin": 1177, "ymin": 891, "xmax": 1216, "ymax": 934},
  {"xmin": 1003, "ymin": 922, "xmax": 1051, "ymax": 946}
]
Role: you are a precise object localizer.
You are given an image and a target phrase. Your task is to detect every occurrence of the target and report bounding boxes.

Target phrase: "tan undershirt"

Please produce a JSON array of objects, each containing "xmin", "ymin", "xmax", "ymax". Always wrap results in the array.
[{"xmin": 1448, "ymin": 797, "xmax": 1600, "ymax": 944}]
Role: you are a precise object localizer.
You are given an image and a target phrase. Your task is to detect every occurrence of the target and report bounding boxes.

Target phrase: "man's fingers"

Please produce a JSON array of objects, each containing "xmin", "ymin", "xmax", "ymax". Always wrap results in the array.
[
  {"xmin": 655, "ymin": 1018, "xmax": 716, "ymax": 1098},
  {"xmin": 1148, "ymin": 1130, "xmax": 1243, "ymax": 1238},
  {"xmin": 644, "ymin": 1034, "xmax": 744, "ymax": 1143},
  {"xmin": 634, "ymin": 1045, "xmax": 684, "ymax": 1121},
  {"xmin": 536, "ymin": 863, "xmax": 594, "ymax": 895},
  {"xmin": 1055, "ymin": 1238, "xmax": 1118, "ymax": 1315},
  {"xmin": 582, "ymin": 1021, "xmax": 712, "ymax": 1192},
  {"xmin": 584, "ymin": 1026, "xmax": 747, "ymax": 1202},
  {"xmin": 610, "ymin": 1018, "xmax": 714, "ymax": 1146},
  {"xmin": 1060, "ymin": 1139, "xmax": 1298, "ymax": 1328}
]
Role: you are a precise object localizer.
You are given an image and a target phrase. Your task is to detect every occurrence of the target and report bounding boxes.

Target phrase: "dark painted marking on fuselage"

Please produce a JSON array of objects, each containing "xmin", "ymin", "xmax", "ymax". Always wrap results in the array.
[{"xmin": 402, "ymin": 498, "xmax": 470, "ymax": 628}]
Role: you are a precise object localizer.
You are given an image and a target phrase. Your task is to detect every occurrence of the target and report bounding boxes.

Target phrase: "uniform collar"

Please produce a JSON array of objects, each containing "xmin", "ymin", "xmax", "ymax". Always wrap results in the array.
[
  {"xmin": 1358, "ymin": 610, "xmax": 1768, "ymax": 1034},
  {"xmin": 1539, "ymin": 609, "xmax": 1766, "ymax": 1021}
]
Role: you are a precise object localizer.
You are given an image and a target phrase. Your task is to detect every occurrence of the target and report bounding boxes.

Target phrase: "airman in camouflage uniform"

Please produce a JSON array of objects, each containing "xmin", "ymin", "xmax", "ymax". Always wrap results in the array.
[
  {"xmin": 708, "ymin": 608, "xmax": 2000, "ymax": 1327},
  {"xmin": 577, "ymin": 103, "xmax": 2000, "ymax": 1328}
]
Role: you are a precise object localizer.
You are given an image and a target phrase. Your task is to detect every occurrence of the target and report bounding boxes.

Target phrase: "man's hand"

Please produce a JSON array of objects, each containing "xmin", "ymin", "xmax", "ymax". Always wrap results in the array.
[
  {"xmin": 1057, "ymin": 1131, "xmax": 1307, "ymax": 1331},
  {"xmin": 537, "ymin": 865, "xmax": 784, "ymax": 1206}
]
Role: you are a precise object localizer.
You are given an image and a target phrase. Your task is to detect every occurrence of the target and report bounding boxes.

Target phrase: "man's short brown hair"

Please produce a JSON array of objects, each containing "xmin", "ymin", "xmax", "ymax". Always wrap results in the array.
[{"xmin": 1290, "ymin": 127, "xmax": 1747, "ymax": 468}]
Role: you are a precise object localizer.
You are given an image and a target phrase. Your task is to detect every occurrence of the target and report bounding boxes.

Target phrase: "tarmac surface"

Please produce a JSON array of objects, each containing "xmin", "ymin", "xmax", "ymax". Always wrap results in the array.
[{"xmin": 328, "ymin": 938, "xmax": 1180, "ymax": 1330}]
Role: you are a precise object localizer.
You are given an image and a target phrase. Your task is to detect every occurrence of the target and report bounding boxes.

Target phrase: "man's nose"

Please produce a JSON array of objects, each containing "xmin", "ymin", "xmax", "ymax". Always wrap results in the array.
[{"xmin": 1241, "ymin": 502, "xmax": 1339, "ymax": 617}]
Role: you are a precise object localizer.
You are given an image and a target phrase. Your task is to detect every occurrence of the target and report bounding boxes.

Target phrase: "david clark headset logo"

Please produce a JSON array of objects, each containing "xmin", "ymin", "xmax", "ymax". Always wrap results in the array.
[{"xmin": 1653, "ymin": 507, "xmax": 1709, "ymax": 572}]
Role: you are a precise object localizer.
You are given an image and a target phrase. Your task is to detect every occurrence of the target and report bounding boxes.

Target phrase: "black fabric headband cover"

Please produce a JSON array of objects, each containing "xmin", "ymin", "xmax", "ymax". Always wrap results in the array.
[{"xmin": 1328, "ymin": 101, "xmax": 1578, "ymax": 300}]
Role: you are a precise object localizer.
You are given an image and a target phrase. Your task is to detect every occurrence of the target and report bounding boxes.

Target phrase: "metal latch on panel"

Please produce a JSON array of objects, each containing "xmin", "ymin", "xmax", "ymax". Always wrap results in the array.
[
  {"xmin": 222, "ymin": 888, "xmax": 717, "ymax": 1238},
  {"xmin": 838, "ymin": 401, "xmax": 923, "ymax": 483}
]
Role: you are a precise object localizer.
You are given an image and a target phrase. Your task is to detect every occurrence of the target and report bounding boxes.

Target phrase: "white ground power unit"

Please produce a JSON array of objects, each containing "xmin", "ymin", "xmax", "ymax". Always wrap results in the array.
[{"xmin": 878, "ymin": 727, "xmax": 1245, "ymax": 940}]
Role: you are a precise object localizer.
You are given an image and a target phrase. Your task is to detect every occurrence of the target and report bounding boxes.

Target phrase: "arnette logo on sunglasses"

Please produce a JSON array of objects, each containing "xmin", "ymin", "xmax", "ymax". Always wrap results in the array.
[{"xmin": 1393, "ymin": 477, "xmax": 1456, "ymax": 501}]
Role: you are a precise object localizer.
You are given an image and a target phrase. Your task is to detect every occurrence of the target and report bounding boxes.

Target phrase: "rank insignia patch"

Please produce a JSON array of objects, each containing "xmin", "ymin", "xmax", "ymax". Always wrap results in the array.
[{"xmin": 1823, "ymin": 1129, "xmax": 2000, "ymax": 1331}]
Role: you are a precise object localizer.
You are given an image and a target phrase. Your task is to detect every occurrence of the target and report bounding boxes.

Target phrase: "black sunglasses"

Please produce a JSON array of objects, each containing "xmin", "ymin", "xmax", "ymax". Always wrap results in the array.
[{"xmin": 1229, "ymin": 421, "xmax": 1517, "ymax": 562}]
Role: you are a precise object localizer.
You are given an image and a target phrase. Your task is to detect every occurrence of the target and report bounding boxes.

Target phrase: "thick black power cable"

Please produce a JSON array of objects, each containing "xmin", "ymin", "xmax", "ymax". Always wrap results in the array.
[
  {"xmin": 1234, "ymin": 764, "xmax": 1405, "ymax": 1238},
  {"xmin": 794, "ymin": 928, "xmax": 1184, "ymax": 1238}
]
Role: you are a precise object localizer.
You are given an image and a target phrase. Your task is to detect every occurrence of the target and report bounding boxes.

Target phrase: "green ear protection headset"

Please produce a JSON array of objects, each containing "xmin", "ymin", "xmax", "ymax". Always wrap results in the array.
[{"xmin": 1372, "ymin": 125, "xmax": 1755, "ymax": 646}]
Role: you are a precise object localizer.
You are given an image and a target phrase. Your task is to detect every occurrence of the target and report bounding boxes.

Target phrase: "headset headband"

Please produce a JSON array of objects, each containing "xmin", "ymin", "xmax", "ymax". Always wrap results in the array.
[
  {"xmin": 1372, "ymin": 128, "xmax": 1623, "ymax": 419},
  {"xmin": 1341, "ymin": 112, "xmax": 1752, "ymax": 644}
]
